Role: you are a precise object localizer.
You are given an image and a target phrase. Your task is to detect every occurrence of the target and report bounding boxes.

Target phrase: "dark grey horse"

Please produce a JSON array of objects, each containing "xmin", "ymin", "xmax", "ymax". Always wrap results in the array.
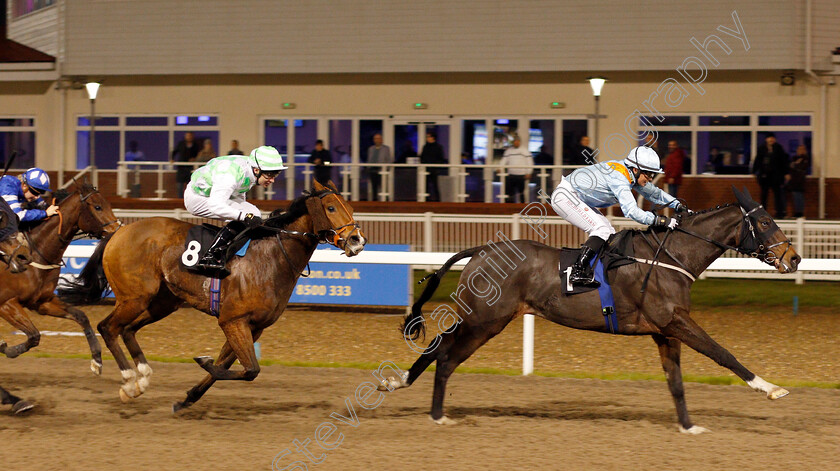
[{"xmin": 380, "ymin": 188, "xmax": 801, "ymax": 433}]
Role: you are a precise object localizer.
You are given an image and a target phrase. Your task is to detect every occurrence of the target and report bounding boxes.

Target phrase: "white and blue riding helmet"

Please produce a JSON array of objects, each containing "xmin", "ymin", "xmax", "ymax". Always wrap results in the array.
[
  {"xmin": 625, "ymin": 146, "xmax": 664, "ymax": 175},
  {"xmin": 22, "ymin": 167, "xmax": 52, "ymax": 194},
  {"xmin": 249, "ymin": 146, "xmax": 288, "ymax": 172}
]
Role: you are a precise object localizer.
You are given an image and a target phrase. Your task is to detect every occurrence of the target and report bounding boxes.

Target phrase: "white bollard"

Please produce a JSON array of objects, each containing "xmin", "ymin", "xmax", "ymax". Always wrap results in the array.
[{"xmin": 522, "ymin": 314, "xmax": 534, "ymax": 375}]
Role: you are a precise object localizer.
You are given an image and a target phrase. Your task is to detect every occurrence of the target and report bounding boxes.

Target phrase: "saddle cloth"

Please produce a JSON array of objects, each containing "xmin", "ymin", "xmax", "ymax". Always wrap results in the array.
[
  {"xmin": 181, "ymin": 224, "xmax": 251, "ymax": 275},
  {"xmin": 559, "ymin": 230, "xmax": 636, "ymax": 296}
]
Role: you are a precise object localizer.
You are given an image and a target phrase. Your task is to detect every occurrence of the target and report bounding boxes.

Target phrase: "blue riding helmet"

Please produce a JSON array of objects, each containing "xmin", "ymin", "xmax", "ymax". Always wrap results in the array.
[{"xmin": 23, "ymin": 168, "xmax": 51, "ymax": 194}]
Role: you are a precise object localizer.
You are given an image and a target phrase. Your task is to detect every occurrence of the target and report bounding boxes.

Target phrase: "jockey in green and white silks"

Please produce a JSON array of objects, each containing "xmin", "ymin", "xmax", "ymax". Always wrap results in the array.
[
  {"xmin": 549, "ymin": 146, "xmax": 689, "ymax": 288},
  {"xmin": 184, "ymin": 146, "xmax": 287, "ymax": 274}
]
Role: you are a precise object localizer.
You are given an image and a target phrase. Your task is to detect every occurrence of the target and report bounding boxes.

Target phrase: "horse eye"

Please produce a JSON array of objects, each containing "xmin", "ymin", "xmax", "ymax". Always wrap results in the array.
[
  {"xmin": 328, "ymin": 206, "xmax": 336, "ymax": 213},
  {"xmin": 95, "ymin": 205, "xmax": 102, "ymax": 211}
]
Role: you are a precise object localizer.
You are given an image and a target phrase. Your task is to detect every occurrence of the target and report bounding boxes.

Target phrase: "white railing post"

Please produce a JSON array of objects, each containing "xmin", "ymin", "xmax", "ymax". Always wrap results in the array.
[
  {"xmin": 116, "ymin": 161, "xmax": 127, "ymax": 197},
  {"xmin": 796, "ymin": 217, "xmax": 805, "ymax": 285},
  {"xmin": 512, "ymin": 212, "xmax": 521, "ymax": 240},
  {"xmin": 156, "ymin": 163, "xmax": 166, "ymax": 199},
  {"xmin": 418, "ymin": 165, "xmax": 428, "ymax": 203},
  {"xmin": 523, "ymin": 314, "xmax": 534, "ymax": 375},
  {"xmin": 423, "ymin": 212, "xmax": 434, "ymax": 253}
]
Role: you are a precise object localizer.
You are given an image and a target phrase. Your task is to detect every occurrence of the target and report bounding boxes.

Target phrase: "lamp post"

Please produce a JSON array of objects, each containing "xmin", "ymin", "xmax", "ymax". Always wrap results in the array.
[
  {"xmin": 587, "ymin": 76, "xmax": 606, "ymax": 155},
  {"xmin": 85, "ymin": 82, "xmax": 100, "ymax": 188}
]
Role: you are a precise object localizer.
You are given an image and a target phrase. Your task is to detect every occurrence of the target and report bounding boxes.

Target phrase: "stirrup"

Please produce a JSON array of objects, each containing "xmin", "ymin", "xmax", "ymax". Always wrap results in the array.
[{"xmin": 569, "ymin": 267, "xmax": 600, "ymax": 288}]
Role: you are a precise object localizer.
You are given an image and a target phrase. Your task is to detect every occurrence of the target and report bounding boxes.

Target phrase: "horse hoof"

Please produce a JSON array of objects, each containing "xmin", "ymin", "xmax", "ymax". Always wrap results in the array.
[
  {"xmin": 377, "ymin": 372, "xmax": 409, "ymax": 391},
  {"xmin": 172, "ymin": 401, "xmax": 191, "ymax": 414},
  {"xmin": 90, "ymin": 360, "xmax": 102, "ymax": 376},
  {"xmin": 194, "ymin": 356, "xmax": 214, "ymax": 368},
  {"xmin": 679, "ymin": 425, "xmax": 710, "ymax": 435},
  {"xmin": 0, "ymin": 340, "xmax": 6, "ymax": 354},
  {"xmin": 12, "ymin": 400, "xmax": 34, "ymax": 414},
  {"xmin": 431, "ymin": 415, "xmax": 457, "ymax": 425},
  {"xmin": 119, "ymin": 388, "xmax": 132, "ymax": 403},
  {"xmin": 768, "ymin": 387, "xmax": 789, "ymax": 400}
]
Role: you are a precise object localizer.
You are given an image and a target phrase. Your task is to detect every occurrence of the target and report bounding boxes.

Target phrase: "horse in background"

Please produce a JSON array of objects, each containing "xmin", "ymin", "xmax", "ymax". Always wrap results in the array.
[{"xmin": 0, "ymin": 182, "xmax": 120, "ymax": 374}]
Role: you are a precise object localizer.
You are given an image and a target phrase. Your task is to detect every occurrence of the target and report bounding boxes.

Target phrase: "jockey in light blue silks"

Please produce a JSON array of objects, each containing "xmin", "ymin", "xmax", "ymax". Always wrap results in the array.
[
  {"xmin": 550, "ymin": 146, "xmax": 689, "ymax": 287},
  {"xmin": 183, "ymin": 146, "xmax": 288, "ymax": 272},
  {"xmin": 0, "ymin": 168, "xmax": 59, "ymax": 223}
]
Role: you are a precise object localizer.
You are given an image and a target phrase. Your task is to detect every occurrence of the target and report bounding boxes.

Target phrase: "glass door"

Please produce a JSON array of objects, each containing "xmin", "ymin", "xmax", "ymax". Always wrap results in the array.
[{"xmin": 390, "ymin": 119, "xmax": 451, "ymax": 201}]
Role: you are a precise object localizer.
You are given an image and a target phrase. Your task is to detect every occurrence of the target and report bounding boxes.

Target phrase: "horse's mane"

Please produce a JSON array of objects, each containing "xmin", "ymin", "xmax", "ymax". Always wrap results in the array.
[
  {"xmin": 264, "ymin": 193, "xmax": 312, "ymax": 229},
  {"xmin": 682, "ymin": 202, "xmax": 735, "ymax": 218},
  {"xmin": 52, "ymin": 182, "xmax": 97, "ymax": 204}
]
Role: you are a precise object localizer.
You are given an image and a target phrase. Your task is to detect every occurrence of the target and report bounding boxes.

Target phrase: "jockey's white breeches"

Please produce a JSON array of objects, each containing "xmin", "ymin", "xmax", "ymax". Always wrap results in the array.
[
  {"xmin": 184, "ymin": 189, "xmax": 261, "ymax": 222},
  {"xmin": 550, "ymin": 177, "xmax": 616, "ymax": 241}
]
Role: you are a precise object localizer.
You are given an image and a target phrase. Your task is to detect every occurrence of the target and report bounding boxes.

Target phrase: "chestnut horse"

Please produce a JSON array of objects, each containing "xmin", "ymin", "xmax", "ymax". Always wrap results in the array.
[
  {"xmin": 0, "ymin": 198, "xmax": 34, "ymax": 413},
  {"xmin": 61, "ymin": 181, "xmax": 365, "ymax": 409},
  {"xmin": 381, "ymin": 188, "xmax": 801, "ymax": 433},
  {"xmin": 0, "ymin": 182, "xmax": 120, "ymax": 372}
]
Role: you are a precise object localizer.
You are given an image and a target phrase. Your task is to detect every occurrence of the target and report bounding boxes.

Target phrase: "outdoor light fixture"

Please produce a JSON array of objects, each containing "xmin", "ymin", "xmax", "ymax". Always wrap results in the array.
[
  {"xmin": 587, "ymin": 76, "xmax": 607, "ymax": 152},
  {"xmin": 86, "ymin": 81, "xmax": 101, "ymax": 187}
]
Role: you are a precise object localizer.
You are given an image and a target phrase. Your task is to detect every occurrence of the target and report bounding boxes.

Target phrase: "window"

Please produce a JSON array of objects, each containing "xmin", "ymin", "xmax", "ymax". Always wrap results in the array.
[
  {"xmin": 75, "ymin": 115, "xmax": 220, "ymax": 169},
  {"xmin": 639, "ymin": 114, "xmax": 813, "ymax": 176},
  {"xmin": 12, "ymin": 0, "xmax": 55, "ymax": 18},
  {"xmin": 0, "ymin": 118, "xmax": 36, "ymax": 169}
]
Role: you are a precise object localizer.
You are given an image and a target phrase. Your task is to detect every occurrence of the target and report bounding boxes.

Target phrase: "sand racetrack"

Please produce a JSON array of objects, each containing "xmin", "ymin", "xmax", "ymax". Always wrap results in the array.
[{"xmin": 1, "ymin": 305, "xmax": 839, "ymax": 470}]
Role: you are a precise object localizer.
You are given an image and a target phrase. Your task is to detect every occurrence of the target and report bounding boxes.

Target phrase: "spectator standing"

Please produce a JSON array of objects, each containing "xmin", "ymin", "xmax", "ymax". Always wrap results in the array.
[
  {"xmin": 227, "ymin": 140, "xmax": 244, "ymax": 156},
  {"xmin": 534, "ymin": 144, "xmax": 553, "ymax": 166},
  {"xmin": 420, "ymin": 132, "xmax": 446, "ymax": 201},
  {"xmin": 171, "ymin": 131, "xmax": 200, "ymax": 195},
  {"xmin": 308, "ymin": 140, "xmax": 333, "ymax": 185},
  {"xmin": 498, "ymin": 135, "xmax": 533, "ymax": 203},
  {"xmin": 366, "ymin": 133, "xmax": 392, "ymax": 201},
  {"xmin": 788, "ymin": 144, "xmax": 810, "ymax": 218},
  {"xmin": 196, "ymin": 138, "xmax": 217, "ymax": 162},
  {"xmin": 664, "ymin": 140, "xmax": 685, "ymax": 198},
  {"xmin": 125, "ymin": 140, "xmax": 145, "ymax": 197},
  {"xmin": 752, "ymin": 134, "xmax": 790, "ymax": 218},
  {"xmin": 572, "ymin": 136, "xmax": 594, "ymax": 166}
]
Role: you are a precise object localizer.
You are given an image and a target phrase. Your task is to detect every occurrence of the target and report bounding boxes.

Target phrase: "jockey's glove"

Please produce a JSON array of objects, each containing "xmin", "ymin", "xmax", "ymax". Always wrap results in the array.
[
  {"xmin": 675, "ymin": 203, "xmax": 694, "ymax": 215},
  {"xmin": 652, "ymin": 215, "xmax": 679, "ymax": 230},
  {"xmin": 243, "ymin": 213, "xmax": 263, "ymax": 228}
]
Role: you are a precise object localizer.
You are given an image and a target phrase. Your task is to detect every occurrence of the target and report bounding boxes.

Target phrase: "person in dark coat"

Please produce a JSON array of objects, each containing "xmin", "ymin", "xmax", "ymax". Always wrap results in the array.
[
  {"xmin": 171, "ymin": 131, "xmax": 200, "ymax": 195},
  {"xmin": 420, "ymin": 132, "xmax": 446, "ymax": 201},
  {"xmin": 308, "ymin": 140, "xmax": 333, "ymax": 185},
  {"xmin": 788, "ymin": 145, "xmax": 810, "ymax": 218},
  {"xmin": 752, "ymin": 134, "xmax": 790, "ymax": 218}
]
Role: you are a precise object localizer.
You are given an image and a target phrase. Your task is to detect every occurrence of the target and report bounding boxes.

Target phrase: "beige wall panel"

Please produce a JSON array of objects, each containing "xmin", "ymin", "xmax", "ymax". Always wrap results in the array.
[
  {"xmin": 62, "ymin": 0, "xmax": 803, "ymax": 76},
  {"xmin": 7, "ymin": 5, "xmax": 60, "ymax": 58}
]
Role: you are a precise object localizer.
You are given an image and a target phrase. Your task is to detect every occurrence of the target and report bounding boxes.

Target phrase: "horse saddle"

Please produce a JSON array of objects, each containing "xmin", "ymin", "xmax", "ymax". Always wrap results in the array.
[
  {"xmin": 180, "ymin": 224, "xmax": 252, "ymax": 275},
  {"xmin": 559, "ymin": 230, "xmax": 636, "ymax": 296}
]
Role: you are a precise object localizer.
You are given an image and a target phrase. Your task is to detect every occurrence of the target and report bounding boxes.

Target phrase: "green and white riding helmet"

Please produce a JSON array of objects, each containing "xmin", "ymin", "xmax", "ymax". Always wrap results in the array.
[{"xmin": 249, "ymin": 146, "xmax": 288, "ymax": 173}]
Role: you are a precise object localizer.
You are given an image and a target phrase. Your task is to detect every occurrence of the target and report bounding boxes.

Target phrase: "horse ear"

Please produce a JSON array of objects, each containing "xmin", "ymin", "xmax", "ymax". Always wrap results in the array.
[
  {"xmin": 312, "ymin": 179, "xmax": 325, "ymax": 191},
  {"xmin": 326, "ymin": 180, "xmax": 339, "ymax": 193},
  {"xmin": 731, "ymin": 185, "xmax": 748, "ymax": 208}
]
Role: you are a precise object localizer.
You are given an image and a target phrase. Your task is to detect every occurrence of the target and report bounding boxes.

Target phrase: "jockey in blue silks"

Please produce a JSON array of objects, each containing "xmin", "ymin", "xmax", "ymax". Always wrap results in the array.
[
  {"xmin": 550, "ymin": 146, "xmax": 689, "ymax": 288},
  {"xmin": 0, "ymin": 168, "xmax": 59, "ymax": 223}
]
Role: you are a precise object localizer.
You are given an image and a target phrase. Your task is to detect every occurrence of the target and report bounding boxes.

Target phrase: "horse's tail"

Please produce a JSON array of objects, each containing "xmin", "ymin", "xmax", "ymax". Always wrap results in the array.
[
  {"xmin": 58, "ymin": 232, "xmax": 114, "ymax": 305},
  {"xmin": 401, "ymin": 246, "xmax": 482, "ymax": 342}
]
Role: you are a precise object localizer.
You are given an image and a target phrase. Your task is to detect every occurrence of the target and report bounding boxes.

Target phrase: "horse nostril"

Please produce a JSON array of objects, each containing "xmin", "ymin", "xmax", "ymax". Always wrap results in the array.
[{"xmin": 349, "ymin": 235, "xmax": 360, "ymax": 245}]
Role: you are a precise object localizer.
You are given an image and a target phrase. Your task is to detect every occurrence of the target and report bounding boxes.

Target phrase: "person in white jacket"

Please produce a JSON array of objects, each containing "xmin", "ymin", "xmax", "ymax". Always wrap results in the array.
[
  {"xmin": 550, "ymin": 146, "xmax": 688, "ymax": 287},
  {"xmin": 184, "ymin": 145, "xmax": 287, "ymax": 273}
]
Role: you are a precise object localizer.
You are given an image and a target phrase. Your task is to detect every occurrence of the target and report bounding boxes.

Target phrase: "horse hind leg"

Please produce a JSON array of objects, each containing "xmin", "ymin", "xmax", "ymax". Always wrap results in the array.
[
  {"xmin": 652, "ymin": 334, "xmax": 708, "ymax": 434},
  {"xmin": 0, "ymin": 384, "xmax": 34, "ymax": 414},
  {"xmin": 664, "ymin": 308, "xmax": 788, "ymax": 400},
  {"xmin": 36, "ymin": 298, "xmax": 103, "ymax": 375},
  {"xmin": 377, "ymin": 332, "xmax": 455, "ymax": 392},
  {"xmin": 173, "ymin": 339, "xmax": 237, "ymax": 413},
  {"xmin": 194, "ymin": 317, "xmax": 260, "ymax": 381}
]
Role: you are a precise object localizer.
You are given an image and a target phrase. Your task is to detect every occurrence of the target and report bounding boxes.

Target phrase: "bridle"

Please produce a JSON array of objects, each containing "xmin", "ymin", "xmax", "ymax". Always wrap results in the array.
[
  {"xmin": 676, "ymin": 204, "xmax": 792, "ymax": 266},
  {"xmin": 638, "ymin": 203, "xmax": 791, "ymax": 291},
  {"xmin": 309, "ymin": 188, "xmax": 362, "ymax": 248}
]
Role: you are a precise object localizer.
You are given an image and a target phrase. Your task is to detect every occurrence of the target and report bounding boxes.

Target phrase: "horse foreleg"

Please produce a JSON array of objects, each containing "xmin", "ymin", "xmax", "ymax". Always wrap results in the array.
[
  {"xmin": 0, "ymin": 384, "xmax": 33, "ymax": 414},
  {"xmin": 652, "ymin": 334, "xmax": 708, "ymax": 434},
  {"xmin": 36, "ymin": 297, "xmax": 102, "ymax": 375},
  {"xmin": 122, "ymin": 294, "xmax": 181, "ymax": 396},
  {"xmin": 194, "ymin": 318, "xmax": 260, "ymax": 381},
  {"xmin": 98, "ymin": 299, "xmax": 148, "ymax": 402},
  {"xmin": 173, "ymin": 341, "xmax": 237, "ymax": 413},
  {"xmin": 0, "ymin": 300, "xmax": 40, "ymax": 358},
  {"xmin": 663, "ymin": 309, "xmax": 789, "ymax": 400},
  {"xmin": 377, "ymin": 333, "xmax": 454, "ymax": 392}
]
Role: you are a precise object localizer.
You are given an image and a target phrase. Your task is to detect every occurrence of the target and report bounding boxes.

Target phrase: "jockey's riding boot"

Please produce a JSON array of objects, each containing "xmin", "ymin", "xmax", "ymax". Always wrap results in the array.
[
  {"xmin": 569, "ymin": 246, "xmax": 600, "ymax": 288},
  {"xmin": 568, "ymin": 236, "xmax": 605, "ymax": 288},
  {"xmin": 195, "ymin": 222, "xmax": 241, "ymax": 274}
]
